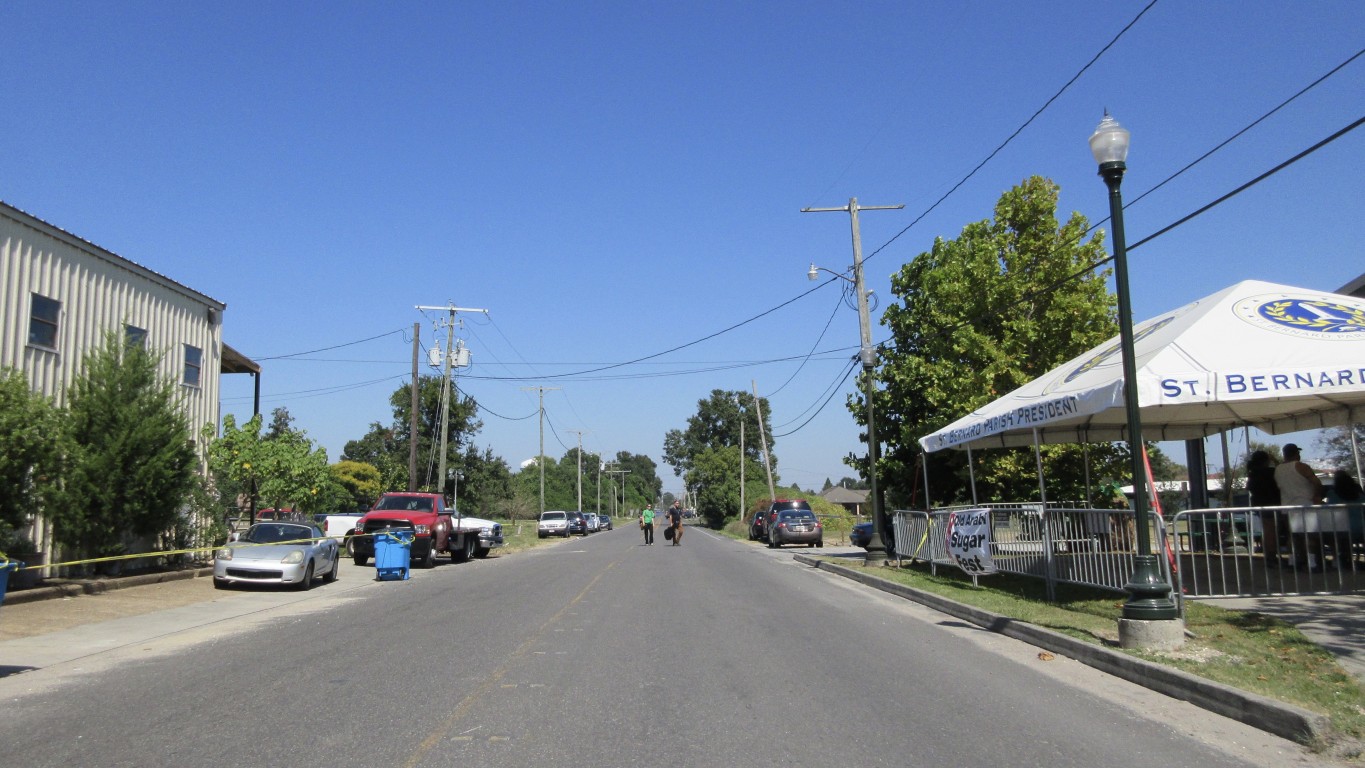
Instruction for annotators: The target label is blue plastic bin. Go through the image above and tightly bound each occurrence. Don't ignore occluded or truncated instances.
[374,530,413,581]
[0,559,22,608]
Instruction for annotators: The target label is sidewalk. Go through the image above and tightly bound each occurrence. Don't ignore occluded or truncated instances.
[1203,594,1365,683]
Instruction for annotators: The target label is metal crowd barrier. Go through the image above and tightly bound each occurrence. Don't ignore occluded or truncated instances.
[892,504,1164,601]
[1170,505,1365,598]
[892,503,1365,601]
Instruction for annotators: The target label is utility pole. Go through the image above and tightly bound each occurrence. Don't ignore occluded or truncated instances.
[408,322,420,491]
[607,468,631,516]
[735,393,746,522]
[569,430,585,512]
[521,386,561,514]
[596,459,602,515]
[802,197,903,566]
[417,303,486,499]
[751,380,776,502]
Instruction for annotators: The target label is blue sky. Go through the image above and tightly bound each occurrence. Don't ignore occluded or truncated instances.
[4,1,1362,497]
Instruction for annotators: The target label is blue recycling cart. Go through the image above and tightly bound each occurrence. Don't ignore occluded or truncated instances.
[0,557,22,608]
[373,530,413,581]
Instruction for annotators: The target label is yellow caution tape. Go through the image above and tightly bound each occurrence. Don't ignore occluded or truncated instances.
[0,531,382,573]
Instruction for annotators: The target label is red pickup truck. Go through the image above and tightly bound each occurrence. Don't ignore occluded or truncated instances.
[350,492,503,569]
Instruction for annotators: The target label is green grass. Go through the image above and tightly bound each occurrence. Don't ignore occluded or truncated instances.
[830,558,1365,744]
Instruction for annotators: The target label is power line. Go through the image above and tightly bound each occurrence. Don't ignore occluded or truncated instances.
[859,0,1160,267]
[873,113,1365,356]
[1128,114,1365,251]
[773,358,860,438]
[773,355,860,430]
[251,327,408,360]
[468,397,538,421]
[1126,47,1364,211]
[767,289,846,398]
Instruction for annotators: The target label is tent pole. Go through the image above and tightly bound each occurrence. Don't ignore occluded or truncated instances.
[1220,432,1233,507]
[921,452,932,511]
[1351,419,1362,484]
[1084,442,1093,508]
[967,446,978,505]
[1033,428,1047,504]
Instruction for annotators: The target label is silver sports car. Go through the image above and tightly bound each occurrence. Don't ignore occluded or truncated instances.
[214,522,340,590]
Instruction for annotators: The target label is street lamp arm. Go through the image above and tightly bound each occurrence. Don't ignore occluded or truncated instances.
[807,263,855,284]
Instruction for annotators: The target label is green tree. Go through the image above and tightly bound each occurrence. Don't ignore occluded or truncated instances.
[688,445,767,527]
[342,376,482,494]
[872,176,1125,507]
[663,389,774,481]
[331,460,382,511]
[610,451,663,511]
[0,369,63,553]
[49,333,197,564]
[206,413,333,516]
[342,423,409,492]
[456,445,513,516]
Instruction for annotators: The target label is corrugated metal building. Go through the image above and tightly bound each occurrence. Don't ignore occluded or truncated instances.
[1,200,255,573]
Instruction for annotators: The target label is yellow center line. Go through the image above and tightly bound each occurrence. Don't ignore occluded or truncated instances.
[402,559,619,767]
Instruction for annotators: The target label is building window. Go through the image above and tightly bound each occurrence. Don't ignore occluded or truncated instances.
[183,345,202,387]
[28,294,60,350]
[125,325,148,348]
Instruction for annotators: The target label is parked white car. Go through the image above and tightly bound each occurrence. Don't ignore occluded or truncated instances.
[538,510,570,538]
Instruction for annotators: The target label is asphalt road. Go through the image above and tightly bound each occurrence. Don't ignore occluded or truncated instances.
[0,528,1333,767]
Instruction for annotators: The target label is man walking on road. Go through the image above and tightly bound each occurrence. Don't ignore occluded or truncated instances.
[668,500,684,546]
[640,504,655,546]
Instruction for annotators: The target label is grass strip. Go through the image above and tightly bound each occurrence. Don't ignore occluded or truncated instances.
[840,557,1365,741]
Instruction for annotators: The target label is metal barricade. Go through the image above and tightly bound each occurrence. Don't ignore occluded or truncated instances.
[893,505,1166,599]
[1171,505,1365,598]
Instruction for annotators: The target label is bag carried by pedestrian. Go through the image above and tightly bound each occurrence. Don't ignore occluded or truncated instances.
[664,526,675,541]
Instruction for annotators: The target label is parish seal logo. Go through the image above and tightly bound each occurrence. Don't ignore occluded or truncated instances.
[1233,294,1365,339]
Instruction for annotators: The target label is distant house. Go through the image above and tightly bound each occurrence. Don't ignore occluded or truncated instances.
[0,200,258,571]
[820,485,870,517]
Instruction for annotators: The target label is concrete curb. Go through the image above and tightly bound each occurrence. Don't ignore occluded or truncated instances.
[2,567,215,606]
[794,553,1331,747]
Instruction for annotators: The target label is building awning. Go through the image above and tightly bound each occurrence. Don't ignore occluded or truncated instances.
[222,343,260,375]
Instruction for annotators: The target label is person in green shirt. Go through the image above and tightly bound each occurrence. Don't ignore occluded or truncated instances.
[640,504,655,546]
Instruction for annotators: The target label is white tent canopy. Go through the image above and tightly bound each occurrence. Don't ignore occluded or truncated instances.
[920,280,1365,453]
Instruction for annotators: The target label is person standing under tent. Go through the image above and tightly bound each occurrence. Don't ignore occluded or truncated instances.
[1275,443,1326,570]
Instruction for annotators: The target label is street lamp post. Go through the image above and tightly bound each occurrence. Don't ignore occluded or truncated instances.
[805,197,902,566]
[1089,113,1179,622]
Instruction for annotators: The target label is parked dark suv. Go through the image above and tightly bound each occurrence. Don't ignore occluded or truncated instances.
[750,499,812,541]
[567,511,588,535]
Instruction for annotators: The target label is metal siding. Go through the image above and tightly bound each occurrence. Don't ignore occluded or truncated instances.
[1,208,226,566]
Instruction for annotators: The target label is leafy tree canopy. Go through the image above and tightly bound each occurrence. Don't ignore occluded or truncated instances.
[205,412,335,516]
[331,460,382,511]
[663,389,774,480]
[342,375,482,494]
[869,176,1126,507]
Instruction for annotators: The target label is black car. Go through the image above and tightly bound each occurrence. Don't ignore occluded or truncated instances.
[567,511,588,535]
[750,499,812,541]
[597,513,613,531]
